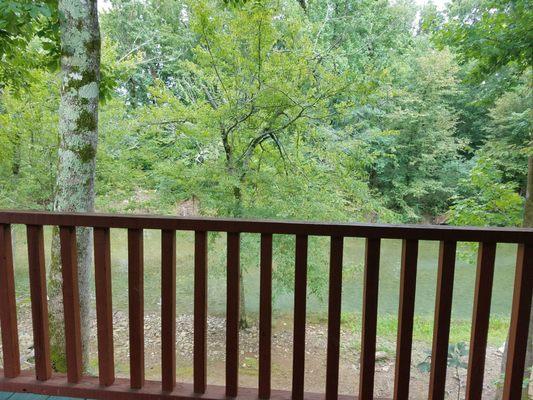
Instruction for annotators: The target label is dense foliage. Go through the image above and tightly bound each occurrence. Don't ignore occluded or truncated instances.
[2,0,530,228]
[0,0,58,89]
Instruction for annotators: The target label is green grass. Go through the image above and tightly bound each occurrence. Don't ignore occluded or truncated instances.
[339,312,509,345]
[240,357,259,376]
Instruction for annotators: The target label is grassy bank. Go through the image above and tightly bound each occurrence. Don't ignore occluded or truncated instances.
[338,312,509,346]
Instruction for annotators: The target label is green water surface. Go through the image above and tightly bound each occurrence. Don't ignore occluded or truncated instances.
[11,226,517,321]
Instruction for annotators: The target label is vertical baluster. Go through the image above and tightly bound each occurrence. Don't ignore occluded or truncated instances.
[502,243,533,399]
[94,227,115,386]
[292,234,308,400]
[0,224,20,378]
[259,233,273,399]
[325,236,344,398]
[128,228,144,389]
[359,237,381,400]
[428,240,456,400]
[194,231,208,394]
[161,229,176,392]
[59,226,83,383]
[465,242,496,400]
[27,225,52,381]
[226,232,240,397]
[393,239,419,400]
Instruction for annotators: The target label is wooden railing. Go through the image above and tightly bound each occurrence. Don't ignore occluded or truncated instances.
[0,210,531,400]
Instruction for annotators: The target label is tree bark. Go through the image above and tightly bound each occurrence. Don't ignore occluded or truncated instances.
[296,0,307,12]
[239,270,248,329]
[48,0,100,372]
[11,130,21,176]
[233,176,249,329]
[221,130,249,329]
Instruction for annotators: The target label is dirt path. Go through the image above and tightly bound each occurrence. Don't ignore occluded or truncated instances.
[8,309,504,399]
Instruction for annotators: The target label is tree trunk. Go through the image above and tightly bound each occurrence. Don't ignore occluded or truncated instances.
[233,182,249,329]
[12,130,21,176]
[495,155,533,399]
[48,0,100,372]
[222,130,249,330]
[239,270,248,329]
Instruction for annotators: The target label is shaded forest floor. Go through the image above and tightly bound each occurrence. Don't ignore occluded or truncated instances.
[10,308,505,399]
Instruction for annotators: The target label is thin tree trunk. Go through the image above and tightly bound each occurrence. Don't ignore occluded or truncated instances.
[48,0,100,372]
[239,271,248,329]
[12,130,21,176]
[233,183,249,329]
[222,130,249,330]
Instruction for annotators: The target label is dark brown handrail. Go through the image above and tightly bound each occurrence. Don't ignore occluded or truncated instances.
[0,210,532,400]
[0,209,532,242]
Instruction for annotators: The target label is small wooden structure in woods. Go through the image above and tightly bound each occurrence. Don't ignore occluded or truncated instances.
[0,210,531,400]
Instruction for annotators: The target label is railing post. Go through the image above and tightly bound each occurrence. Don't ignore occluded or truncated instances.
[0,223,20,378]
[428,240,457,400]
[128,228,145,389]
[59,226,83,383]
[226,232,241,397]
[465,242,496,400]
[94,227,115,386]
[27,225,52,381]
[359,237,381,400]
[502,243,533,399]
[194,231,208,394]
[161,229,176,392]
[259,233,273,399]
[292,234,308,400]
[325,236,344,399]
[393,239,418,400]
